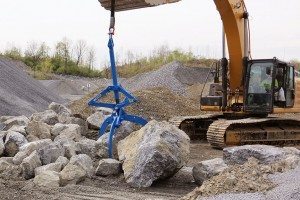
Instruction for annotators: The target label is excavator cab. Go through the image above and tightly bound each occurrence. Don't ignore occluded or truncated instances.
[244,58,295,114]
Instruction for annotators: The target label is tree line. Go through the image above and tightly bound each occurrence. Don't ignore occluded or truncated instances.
[0,38,102,78]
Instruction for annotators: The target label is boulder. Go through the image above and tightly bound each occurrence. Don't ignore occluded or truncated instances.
[95,158,122,176]
[26,120,51,140]
[55,156,69,168]
[13,139,52,165]
[117,120,190,188]
[26,135,39,142]
[69,154,94,178]
[37,142,65,165]
[76,138,97,159]
[21,150,42,180]
[0,157,13,173]
[49,102,71,116]
[0,133,4,156]
[65,117,88,137]
[0,158,22,179]
[223,145,299,165]
[193,158,228,185]
[8,125,26,136]
[4,131,28,156]
[55,139,78,159]
[54,124,82,142]
[51,123,68,139]
[2,116,29,131]
[86,112,106,130]
[95,122,135,159]
[35,162,62,176]
[30,110,58,125]
[34,171,60,188]
[60,163,86,186]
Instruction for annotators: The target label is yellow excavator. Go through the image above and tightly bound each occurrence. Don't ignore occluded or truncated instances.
[98,0,300,148]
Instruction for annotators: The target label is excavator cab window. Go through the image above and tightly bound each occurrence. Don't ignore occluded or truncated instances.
[245,61,274,114]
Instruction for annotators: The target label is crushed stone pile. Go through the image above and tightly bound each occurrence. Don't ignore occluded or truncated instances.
[69,87,202,121]
[183,145,300,200]
[122,61,212,95]
[0,58,65,116]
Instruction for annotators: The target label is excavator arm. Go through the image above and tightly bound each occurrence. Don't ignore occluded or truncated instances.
[99,0,247,92]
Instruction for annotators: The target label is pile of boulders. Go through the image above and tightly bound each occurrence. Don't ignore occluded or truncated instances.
[0,103,190,188]
[183,145,300,200]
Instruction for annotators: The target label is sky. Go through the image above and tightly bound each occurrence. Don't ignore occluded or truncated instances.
[0,0,299,69]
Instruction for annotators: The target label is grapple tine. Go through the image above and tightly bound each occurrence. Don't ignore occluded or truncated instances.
[99,0,181,12]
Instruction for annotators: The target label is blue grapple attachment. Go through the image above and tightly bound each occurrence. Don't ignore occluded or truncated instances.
[89,0,181,158]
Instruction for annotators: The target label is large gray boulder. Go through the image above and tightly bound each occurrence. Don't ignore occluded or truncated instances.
[21,150,42,180]
[86,112,106,130]
[34,162,63,176]
[37,142,65,165]
[13,139,52,165]
[69,154,94,178]
[53,124,82,142]
[193,158,228,185]
[117,120,190,188]
[76,138,97,159]
[49,102,71,116]
[95,158,122,176]
[30,110,58,125]
[60,163,86,186]
[26,120,51,140]
[223,145,300,165]
[4,131,28,156]
[34,171,60,188]
[2,116,29,131]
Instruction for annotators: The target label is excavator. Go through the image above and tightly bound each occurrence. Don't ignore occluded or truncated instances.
[97,0,300,149]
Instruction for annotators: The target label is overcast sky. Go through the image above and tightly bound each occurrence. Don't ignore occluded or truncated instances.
[0,0,299,68]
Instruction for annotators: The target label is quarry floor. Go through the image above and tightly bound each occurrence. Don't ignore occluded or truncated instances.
[0,141,221,200]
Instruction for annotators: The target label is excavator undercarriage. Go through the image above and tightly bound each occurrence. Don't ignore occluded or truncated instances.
[170,115,300,148]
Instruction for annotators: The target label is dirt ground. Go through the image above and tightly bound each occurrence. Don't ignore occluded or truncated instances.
[0,141,222,200]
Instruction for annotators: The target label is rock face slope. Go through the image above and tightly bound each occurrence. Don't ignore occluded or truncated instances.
[0,58,64,116]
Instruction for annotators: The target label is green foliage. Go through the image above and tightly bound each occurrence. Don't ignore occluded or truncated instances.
[0,39,102,79]
[115,48,217,78]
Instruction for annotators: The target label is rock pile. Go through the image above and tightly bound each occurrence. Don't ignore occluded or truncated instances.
[184,145,300,200]
[0,104,189,189]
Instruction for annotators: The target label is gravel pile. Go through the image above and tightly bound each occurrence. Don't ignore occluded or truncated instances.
[0,58,64,116]
[122,61,211,95]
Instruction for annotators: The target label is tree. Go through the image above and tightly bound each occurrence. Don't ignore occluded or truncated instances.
[4,44,22,60]
[55,37,72,69]
[86,46,96,70]
[74,40,87,66]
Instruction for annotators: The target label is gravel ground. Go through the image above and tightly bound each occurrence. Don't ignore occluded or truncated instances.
[0,58,64,116]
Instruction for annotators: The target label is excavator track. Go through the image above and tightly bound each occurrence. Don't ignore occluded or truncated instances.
[169,114,223,140]
[207,118,300,148]
[170,115,300,148]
